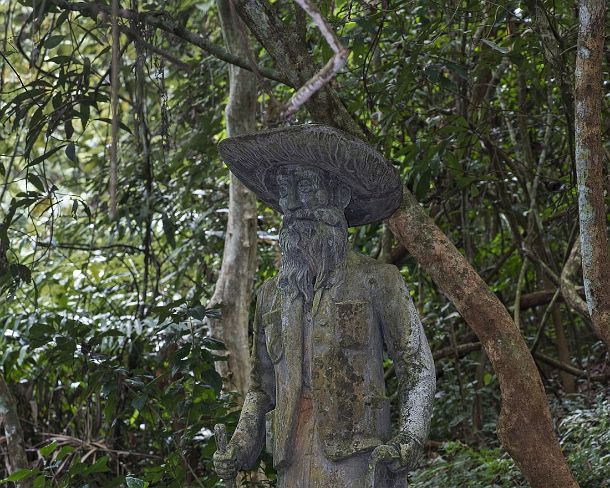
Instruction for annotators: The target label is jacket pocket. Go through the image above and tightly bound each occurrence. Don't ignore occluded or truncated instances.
[262,309,283,363]
[335,300,370,349]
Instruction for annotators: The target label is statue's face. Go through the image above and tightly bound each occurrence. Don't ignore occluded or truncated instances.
[276,166,351,301]
[277,167,330,216]
[276,166,351,217]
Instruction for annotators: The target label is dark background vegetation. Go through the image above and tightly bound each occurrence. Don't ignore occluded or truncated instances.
[1,0,609,486]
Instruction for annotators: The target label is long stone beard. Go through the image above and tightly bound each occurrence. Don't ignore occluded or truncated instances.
[278,207,348,304]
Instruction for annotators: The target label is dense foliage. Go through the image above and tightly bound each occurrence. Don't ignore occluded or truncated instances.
[1,0,609,486]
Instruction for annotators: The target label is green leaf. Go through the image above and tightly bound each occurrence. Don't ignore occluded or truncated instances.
[81,200,92,219]
[132,394,148,411]
[55,10,70,28]
[27,173,45,192]
[95,118,132,134]
[56,445,75,461]
[48,55,73,64]
[40,440,58,457]
[88,455,110,474]
[126,476,149,488]
[28,145,64,167]
[64,119,74,139]
[82,57,91,89]
[187,304,213,321]
[202,336,226,351]
[65,142,76,162]
[33,474,46,488]
[45,35,64,49]
[9,87,46,106]
[162,213,176,249]
[481,38,509,54]
[80,102,90,127]
[3,469,34,482]
[10,263,32,283]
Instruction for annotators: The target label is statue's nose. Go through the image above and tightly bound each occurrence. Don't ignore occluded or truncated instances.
[286,187,300,210]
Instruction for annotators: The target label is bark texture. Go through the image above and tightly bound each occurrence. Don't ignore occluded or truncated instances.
[208,0,258,396]
[0,374,31,488]
[232,1,579,485]
[575,0,610,353]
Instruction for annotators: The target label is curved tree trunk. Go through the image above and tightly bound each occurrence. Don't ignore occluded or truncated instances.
[575,0,610,353]
[232,0,578,485]
[207,0,258,397]
[387,192,578,487]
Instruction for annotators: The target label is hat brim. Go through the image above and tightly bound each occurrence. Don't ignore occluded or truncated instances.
[218,124,402,226]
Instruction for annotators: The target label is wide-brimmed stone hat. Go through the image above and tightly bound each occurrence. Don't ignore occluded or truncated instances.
[218,124,402,226]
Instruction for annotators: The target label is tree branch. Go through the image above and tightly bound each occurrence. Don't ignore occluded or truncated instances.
[46,0,290,86]
[36,241,144,253]
[534,352,609,382]
[283,0,349,117]
[425,342,609,382]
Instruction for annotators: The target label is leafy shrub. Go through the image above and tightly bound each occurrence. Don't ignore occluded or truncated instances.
[1,305,238,487]
[560,395,610,488]
[411,392,610,488]
[410,442,526,488]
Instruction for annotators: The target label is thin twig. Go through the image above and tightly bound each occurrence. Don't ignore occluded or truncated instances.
[530,288,561,353]
[119,25,192,70]
[513,259,528,328]
[109,0,119,219]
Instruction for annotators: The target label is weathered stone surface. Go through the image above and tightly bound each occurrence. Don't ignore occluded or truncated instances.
[213,125,435,487]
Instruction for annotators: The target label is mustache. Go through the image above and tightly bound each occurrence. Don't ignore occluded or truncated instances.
[282,207,347,228]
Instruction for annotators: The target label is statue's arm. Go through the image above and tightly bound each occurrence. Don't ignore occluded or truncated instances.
[228,284,276,470]
[378,266,435,466]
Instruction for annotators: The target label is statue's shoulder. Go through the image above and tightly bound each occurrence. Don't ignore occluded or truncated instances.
[258,275,278,293]
[256,276,280,308]
[346,250,402,281]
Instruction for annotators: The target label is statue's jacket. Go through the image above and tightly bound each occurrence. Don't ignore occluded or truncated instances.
[234,251,435,471]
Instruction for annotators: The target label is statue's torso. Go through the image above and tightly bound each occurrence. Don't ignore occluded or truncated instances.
[260,252,410,487]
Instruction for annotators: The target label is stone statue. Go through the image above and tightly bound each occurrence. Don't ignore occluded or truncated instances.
[213,125,435,488]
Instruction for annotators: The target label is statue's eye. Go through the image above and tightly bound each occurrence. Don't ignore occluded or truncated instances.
[298,180,313,193]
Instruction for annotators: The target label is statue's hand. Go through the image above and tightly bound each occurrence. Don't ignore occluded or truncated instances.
[370,434,424,473]
[213,443,239,481]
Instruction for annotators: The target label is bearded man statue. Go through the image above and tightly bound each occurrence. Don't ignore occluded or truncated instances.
[213,125,435,488]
